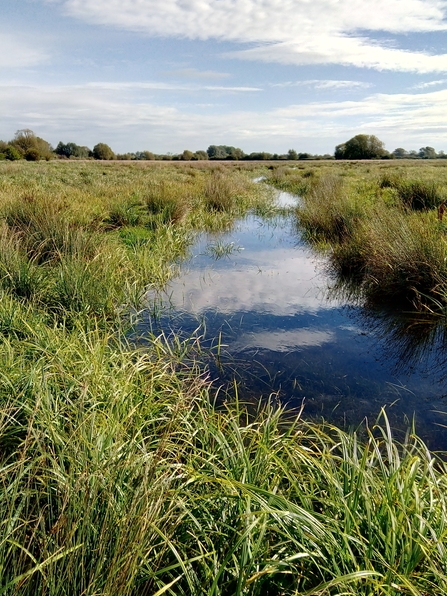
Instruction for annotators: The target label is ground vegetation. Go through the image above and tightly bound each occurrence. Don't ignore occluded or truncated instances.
[0,160,446,594]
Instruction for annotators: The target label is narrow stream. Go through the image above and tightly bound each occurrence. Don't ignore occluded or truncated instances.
[139,189,447,449]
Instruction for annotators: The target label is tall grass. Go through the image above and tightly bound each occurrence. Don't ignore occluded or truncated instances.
[0,160,447,594]
[1,349,446,596]
[285,164,447,309]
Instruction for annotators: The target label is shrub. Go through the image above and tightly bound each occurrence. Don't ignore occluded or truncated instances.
[93,143,115,160]
[24,148,40,161]
[4,146,21,161]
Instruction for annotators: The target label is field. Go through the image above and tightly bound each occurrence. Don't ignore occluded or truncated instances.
[1,159,447,595]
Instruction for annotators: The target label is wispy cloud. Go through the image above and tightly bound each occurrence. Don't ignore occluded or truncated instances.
[411,79,447,89]
[273,80,373,90]
[84,81,260,92]
[0,32,48,68]
[162,68,230,80]
[59,0,447,73]
[1,82,446,153]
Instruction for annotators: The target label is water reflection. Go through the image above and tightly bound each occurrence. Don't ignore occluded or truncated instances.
[140,190,447,449]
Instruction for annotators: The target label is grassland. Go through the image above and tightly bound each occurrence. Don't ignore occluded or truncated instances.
[1,159,447,595]
[267,160,447,311]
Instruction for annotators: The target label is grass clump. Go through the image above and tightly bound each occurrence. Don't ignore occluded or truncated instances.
[379,173,444,211]
[297,174,366,244]
[145,180,192,226]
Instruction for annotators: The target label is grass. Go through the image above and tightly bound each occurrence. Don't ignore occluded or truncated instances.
[0,160,447,594]
[267,161,447,310]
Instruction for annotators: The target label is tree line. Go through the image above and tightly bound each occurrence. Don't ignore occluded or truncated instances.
[1,130,446,162]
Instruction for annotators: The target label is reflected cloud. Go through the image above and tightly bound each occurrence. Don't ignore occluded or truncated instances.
[160,243,338,318]
[234,328,335,352]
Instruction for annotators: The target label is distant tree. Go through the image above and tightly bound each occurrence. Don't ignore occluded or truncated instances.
[4,146,22,161]
[298,152,311,160]
[207,145,226,159]
[24,148,40,161]
[418,146,437,159]
[54,141,91,159]
[195,150,208,160]
[181,150,194,161]
[246,152,273,160]
[438,150,447,159]
[11,129,37,155]
[287,149,298,160]
[335,134,388,160]
[392,148,408,159]
[227,147,244,160]
[141,150,155,160]
[207,145,244,160]
[92,143,115,160]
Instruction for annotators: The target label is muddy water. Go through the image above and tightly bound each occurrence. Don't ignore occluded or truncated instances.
[140,190,447,449]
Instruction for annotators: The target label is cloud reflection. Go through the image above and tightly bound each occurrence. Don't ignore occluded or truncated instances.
[160,242,340,318]
[234,329,335,352]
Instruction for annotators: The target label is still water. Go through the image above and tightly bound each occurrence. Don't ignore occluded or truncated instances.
[140,189,447,450]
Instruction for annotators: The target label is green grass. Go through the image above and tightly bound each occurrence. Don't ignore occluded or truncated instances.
[0,160,446,594]
[267,161,447,310]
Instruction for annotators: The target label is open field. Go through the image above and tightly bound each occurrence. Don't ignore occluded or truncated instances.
[1,160,447,595]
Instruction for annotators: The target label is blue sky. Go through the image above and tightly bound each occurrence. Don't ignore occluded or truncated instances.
[1,0,447,154]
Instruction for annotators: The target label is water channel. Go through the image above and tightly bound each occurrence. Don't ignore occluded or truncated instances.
[139,188,447,450]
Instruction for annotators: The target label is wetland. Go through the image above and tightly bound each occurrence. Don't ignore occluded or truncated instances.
[2,159,447,595]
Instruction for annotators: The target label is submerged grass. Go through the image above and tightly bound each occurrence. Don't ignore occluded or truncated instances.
[0,160,447,594]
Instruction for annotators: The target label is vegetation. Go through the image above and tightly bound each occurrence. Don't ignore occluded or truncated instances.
[267,160,447,310]
[3,126,447,163]
[335,134,389,160]
[0,160,445,594]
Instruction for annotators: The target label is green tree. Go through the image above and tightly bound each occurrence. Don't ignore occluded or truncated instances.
[335,134,388,160]
[418,146,437,159]
[181,149,194,161]
[392,148,408,159]
[92,143,115,160]
[55,141,89,158]
[287,149,298,160]
[24,148,40,161]
[195,150,208,160]
[11,129,37,155]
[207,145,227,159]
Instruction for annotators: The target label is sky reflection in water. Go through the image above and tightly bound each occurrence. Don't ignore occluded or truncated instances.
[141,191,447,450]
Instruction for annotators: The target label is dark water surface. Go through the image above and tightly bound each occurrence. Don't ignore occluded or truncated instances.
[140,190,447,449]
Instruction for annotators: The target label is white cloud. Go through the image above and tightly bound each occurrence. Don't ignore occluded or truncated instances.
[163,68,230,80]
[1,82,446,152]
[58,0,447,72]
[84,81,261,92]
[0,33,48,68]
[273,80,373,90]
[411,79,447,88]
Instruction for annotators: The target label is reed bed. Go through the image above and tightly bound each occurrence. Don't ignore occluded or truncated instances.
[0,160,446,594]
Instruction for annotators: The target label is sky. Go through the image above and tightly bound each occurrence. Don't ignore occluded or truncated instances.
[1,0,447,155]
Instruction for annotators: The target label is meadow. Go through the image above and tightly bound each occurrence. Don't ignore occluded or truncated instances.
[1,159,447,596]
